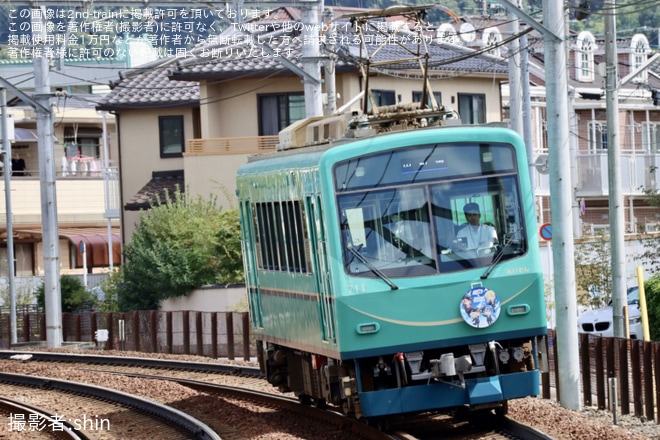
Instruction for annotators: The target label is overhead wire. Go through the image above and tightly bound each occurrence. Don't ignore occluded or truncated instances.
[1,3,653,112]
[577,0,660,18]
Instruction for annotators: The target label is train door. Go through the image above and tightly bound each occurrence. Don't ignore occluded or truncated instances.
[306,195,337,343]
[241,201,263,328]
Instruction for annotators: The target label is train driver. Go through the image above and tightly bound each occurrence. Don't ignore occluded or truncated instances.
[455,203,498,251]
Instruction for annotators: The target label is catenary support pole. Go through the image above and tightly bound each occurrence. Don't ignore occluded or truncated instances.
[301,2,324,118]
[1,89,17,344]
[520,22,534,195]
[604,0,627,338]
[543,0,581,410]
[489,0,582,411]
[33,6,62,348]
[507,3,523,135]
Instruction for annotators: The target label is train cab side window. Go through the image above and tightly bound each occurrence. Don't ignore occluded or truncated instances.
[252,201,309,273]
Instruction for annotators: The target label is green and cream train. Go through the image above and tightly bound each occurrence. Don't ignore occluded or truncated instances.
[236,114,547,421]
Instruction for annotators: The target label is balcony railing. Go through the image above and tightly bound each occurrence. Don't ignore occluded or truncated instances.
[533,151,660,196]
[0,164,120,225]
[186,136,279,155]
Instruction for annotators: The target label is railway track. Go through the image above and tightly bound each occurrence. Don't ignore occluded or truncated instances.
[388,410,554,440]
[0,373,219,439]
[0,351,391,439]
[0,396,90,440]
[0,350,554,439]
[0,350,260,376]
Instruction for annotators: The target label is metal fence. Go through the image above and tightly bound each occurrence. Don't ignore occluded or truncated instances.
[543,329,659,423]
[0,310,252,361]
[1,315,657,423]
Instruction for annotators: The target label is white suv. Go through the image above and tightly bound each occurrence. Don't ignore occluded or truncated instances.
[577,287,643,339]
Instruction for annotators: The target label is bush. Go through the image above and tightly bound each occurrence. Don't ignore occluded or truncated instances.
[644,275,660,341]
[35,275,97,313]
[117,190,244,312]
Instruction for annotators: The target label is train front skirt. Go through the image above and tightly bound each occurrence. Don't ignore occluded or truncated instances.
[357,370,539,417]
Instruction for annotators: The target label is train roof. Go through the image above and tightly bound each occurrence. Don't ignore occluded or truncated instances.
[238,119,520,177]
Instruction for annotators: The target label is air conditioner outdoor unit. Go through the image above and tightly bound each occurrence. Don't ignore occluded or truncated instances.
[592,224,610,235]
[645,222,660,233]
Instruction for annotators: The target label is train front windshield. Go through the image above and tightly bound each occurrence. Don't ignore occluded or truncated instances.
[334,142,528,278]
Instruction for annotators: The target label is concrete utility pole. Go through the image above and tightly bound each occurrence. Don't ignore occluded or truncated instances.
[32,6,62,348]
[1,89,17,344]
[227,0,325,118]
[520,21,535,193]
[507,4,523,135]
[499,0,581,410]
[542,0,581,412]
[301,2,324,118]
[323,8,337,116]
[604,0,627,338]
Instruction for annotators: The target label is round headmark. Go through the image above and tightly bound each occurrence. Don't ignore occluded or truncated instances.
[460,286,500,328]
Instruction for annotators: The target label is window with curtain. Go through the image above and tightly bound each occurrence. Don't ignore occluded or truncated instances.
[412,91,442,107]
[64,126,102,159]
[642,122,660,153]
[576,31,595,82]
[587,121,607,151]
[258,93,305,136]
[159,115,185,158]
[458,93,486,124]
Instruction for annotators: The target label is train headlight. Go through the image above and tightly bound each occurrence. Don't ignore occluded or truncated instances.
[498,349,510,364]
[512,347,525,362]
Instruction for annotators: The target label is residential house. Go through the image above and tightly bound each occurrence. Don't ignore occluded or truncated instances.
[97,6,511,244]
[520,29,660,237]
[458,12,660,239]
[0,58,123,278]
[0,36,167,279]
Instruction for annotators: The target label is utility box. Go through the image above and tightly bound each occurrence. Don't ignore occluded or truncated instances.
[95,329,109,344]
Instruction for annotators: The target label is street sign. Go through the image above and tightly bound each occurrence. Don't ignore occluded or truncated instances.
[540,223,552,241]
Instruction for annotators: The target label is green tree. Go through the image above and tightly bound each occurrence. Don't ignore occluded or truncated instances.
[95,269,122,313]
[574,231,612,309]
[0,281,35,309]
[117,190,244,312]
[36,275,96,313]
[643,275,660,341]
[637,188,660,275]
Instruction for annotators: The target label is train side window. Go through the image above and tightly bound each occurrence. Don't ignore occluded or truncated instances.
[252,201,309,273]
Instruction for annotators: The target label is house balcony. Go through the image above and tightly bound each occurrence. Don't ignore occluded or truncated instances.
[533,151,660,197]
[0,170,120,226]
[186,135,279,156]
[185,136,660,197]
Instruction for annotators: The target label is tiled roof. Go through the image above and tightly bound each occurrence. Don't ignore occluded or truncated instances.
[98,8,510,109]
[168,24,508,81]
[97,58,199,110]
[124,170,185,211]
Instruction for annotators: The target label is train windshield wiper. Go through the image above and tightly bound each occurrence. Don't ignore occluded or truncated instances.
[480,229,522,280]
[347,245,399,290]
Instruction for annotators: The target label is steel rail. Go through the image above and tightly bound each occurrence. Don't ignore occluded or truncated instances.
[498,416,555,440]
[0,372,221,440]
[0,350,261,376]
[0,397,90,440]
[79,369,395,440]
